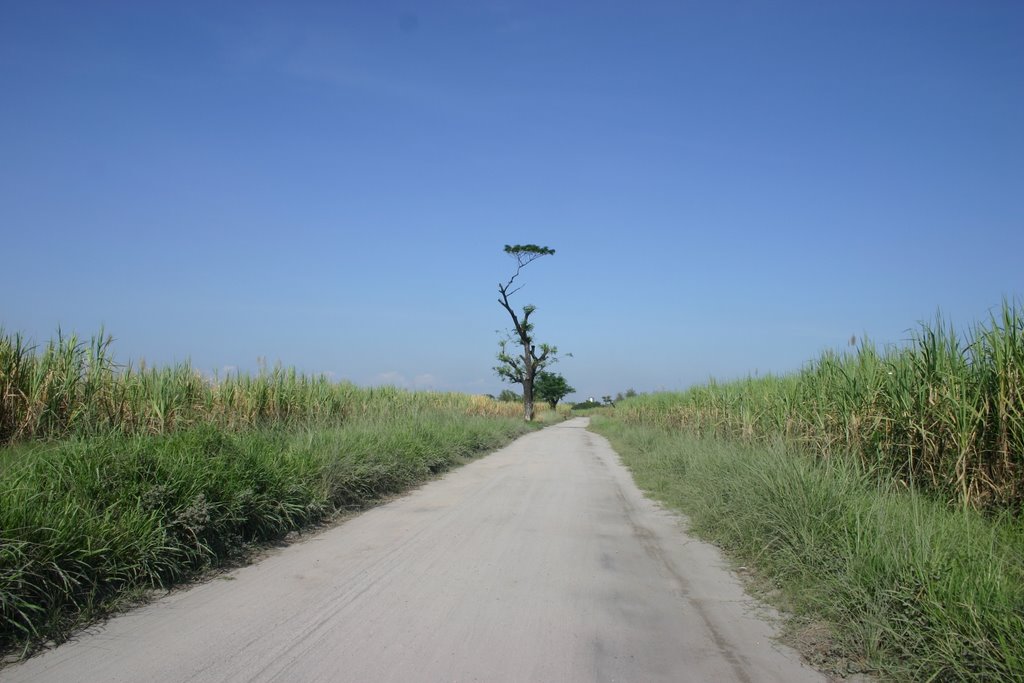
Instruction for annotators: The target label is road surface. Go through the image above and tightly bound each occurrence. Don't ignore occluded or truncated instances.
[4,418,823,682]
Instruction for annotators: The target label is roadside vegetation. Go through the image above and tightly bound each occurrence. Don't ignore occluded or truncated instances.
[618,302,1023,510]
[0,329,525,444]
[592,301,1024,680]
[0,329,541,656]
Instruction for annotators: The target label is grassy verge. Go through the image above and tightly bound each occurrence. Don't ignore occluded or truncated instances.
[591,417,1024,680]
[617,301,1024,510]
[1,412,535,656]
[0,326,561,655]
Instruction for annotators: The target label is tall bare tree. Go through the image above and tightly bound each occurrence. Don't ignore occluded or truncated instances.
[494,244,560,421]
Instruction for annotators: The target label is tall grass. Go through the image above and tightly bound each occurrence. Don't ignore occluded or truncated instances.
[0,328,522,444]
[0,329,537,656]
[617,301,1024,510]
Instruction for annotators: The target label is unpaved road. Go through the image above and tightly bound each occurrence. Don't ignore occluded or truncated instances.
[4,418,823,682]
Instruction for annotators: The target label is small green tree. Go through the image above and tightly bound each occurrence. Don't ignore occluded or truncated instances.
[494,244,562,421]
[497,389,521,403]
[571,398,602,410]
[534,372,575,410]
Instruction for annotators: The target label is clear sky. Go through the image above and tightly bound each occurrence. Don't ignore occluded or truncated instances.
[3,1,1022,400]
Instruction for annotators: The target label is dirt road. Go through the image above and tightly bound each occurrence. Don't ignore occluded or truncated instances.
[4,418,822,682]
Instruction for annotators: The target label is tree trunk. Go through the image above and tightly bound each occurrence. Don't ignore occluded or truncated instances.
[523,376,535,421]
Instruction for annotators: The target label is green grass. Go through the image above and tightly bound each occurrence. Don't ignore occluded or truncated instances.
[592,415,1024,680]
[0,327,550,656]
[595,302,1024,678]
[1,412,534,655]
[0,328,528,444]
[617,301,1024,510]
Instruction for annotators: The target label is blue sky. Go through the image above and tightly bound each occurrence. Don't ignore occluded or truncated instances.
[2,1,1022,400]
